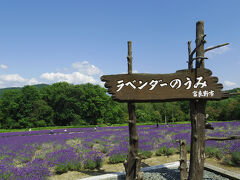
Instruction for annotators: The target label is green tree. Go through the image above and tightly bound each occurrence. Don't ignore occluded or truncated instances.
[30,100,54,127]
[17,86,41,128]
[0,89,22,128]
[135,109,151,122]
[151,110,162,123]
[77,83,123,125]
[41,82,124,126]
[41,82,80,126]
[232,94,240,120]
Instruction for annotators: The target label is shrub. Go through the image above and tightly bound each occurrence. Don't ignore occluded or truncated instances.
[82,150,104,170]
[83,157,102,170]
[215,150,223,160]
[83,159,97,170]
[156,146,177,156]
[55,164,68,174]
[0,169,14,180]
[108,154,127,164]
[231,151,240,166]
[68,161,82,171]
[55,161,82,174]
[95,156,103,169]
[140,150,153,159]
[156,146,167,156]
[205,147,223,160]
[100,146,108,154]
[205,147,216,158]
[223,156,234,166]
[166,147,176,156]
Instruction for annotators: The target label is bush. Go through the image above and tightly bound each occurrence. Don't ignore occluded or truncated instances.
[231,151,240,166]
[0,170,14,180]
[95,157,103,169]
[83,159,97,170]
[67,161,82,171]
[55,164,68,174]
[140,150,153,159]
[223,156,234,166]
[215,150,223,160]
[205,147,216,158]
[82,151,104,170]
[55,161,82,174]
[166,147,176,156]
[108,154,127,164]
[156,146,177,156]
[156,146,167,156]
[83,156,103,170]
[205,147,223,160]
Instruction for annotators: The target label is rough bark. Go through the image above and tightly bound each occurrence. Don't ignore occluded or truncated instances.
[188,21,206,180]
[124,41,142,180]
[177,140,187,180]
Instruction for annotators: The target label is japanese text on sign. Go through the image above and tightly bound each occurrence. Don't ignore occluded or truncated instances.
[116,76,213,97]
[101,69,227,102]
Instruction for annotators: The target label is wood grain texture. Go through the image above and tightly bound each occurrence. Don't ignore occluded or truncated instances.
[101,68,229,102]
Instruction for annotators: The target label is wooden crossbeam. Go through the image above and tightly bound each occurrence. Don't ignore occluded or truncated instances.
[204,43,229,53]
[206,136,240,141]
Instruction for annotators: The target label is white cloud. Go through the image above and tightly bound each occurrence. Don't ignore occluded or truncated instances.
[0,61,102,88]
[0,74,40,88]
[40,61,102,85]
[0,74,25,82]
[224,80,237,88]
[40,72,98,84]
[28,78,39,85]
[72,61,101,76]
[205,46,230,57]
[0,64,8,69]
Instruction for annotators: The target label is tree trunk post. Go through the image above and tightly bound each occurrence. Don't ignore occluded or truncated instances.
[124,41,142,180]
[178,140,187,180]
[188,21,206,180]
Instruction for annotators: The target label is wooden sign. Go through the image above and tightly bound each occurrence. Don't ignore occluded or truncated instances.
[101,68,229,102]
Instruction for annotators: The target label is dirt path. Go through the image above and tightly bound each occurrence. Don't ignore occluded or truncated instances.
[49,155,240,180]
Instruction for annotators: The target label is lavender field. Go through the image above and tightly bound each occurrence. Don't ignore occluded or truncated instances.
[0,121,240,179]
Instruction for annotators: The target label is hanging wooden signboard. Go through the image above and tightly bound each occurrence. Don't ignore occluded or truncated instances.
[101,68,229,102]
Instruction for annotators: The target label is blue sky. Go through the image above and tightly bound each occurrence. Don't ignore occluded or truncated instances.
[0,0,239,89]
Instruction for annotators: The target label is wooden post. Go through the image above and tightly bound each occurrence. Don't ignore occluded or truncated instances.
[177,140,187,180]
[188,41,192,70]
[124,41,142,180]
[188,21,206,180]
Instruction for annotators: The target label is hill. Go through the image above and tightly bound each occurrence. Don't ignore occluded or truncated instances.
[226,88,240,93]
[0,84,49,97]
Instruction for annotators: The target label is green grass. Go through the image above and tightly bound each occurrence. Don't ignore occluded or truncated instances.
[0,125,100,133]
[1,120,238,133]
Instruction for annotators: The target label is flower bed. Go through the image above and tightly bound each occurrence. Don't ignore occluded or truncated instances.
[0,121,239,179]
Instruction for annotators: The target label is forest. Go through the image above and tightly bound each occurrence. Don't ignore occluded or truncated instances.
[0,82,239,129]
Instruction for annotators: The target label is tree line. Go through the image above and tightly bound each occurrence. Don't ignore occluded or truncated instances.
[0,82,239,129]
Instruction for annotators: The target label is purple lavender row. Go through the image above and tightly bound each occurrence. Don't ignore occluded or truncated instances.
[0,121,239,179]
